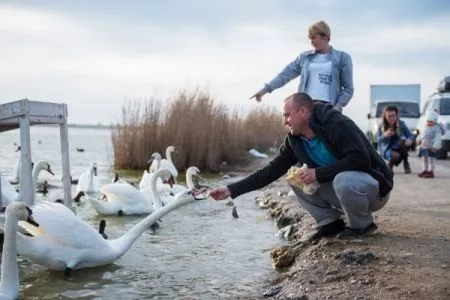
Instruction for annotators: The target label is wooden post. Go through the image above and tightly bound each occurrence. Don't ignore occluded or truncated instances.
[0,171,3,209]
[19,114,34,205]
[60,104,72,208]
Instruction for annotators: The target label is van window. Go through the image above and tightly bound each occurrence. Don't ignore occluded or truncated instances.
[376,102,420,118]
[440,98,450,115]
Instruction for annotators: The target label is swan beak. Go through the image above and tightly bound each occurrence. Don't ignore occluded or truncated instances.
[74,191,85,203]
[47,166,55,176]
[26,215,40,227]
[168,176,175,188]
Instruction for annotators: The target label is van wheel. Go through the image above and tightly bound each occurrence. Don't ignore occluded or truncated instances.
[437,148,448,160]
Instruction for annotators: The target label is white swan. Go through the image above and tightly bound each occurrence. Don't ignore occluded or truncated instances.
[170,166,200,195]
[17,190,204,272]
[139,153,164,190]
[76,161,100,198]
[149,146,178,180]
[0,161,54,206]
[0,202,39,300]
[88,168,173,215]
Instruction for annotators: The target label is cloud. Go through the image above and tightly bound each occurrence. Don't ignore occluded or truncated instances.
[0,2,449,128]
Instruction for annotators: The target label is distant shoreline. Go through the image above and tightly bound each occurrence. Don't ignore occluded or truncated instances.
[67,124,112,129]
[34,123,113,129]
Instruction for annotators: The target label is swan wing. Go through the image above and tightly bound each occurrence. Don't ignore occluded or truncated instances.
[101,183,147,205]
[11,157,20,183]
[28,201,108,249]
[85,176,101,193]
[76,171,89,192]
[0,176,18,205]
[138,171,151,190]
[171,184,188,195]
[160,159,178,177]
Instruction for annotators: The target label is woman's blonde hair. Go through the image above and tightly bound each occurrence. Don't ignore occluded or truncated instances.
[308,21,331,41]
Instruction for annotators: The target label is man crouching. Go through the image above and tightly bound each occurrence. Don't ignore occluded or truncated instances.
[209,92,393,240]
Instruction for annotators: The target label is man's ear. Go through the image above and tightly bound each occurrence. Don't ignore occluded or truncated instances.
[299,106,308,115]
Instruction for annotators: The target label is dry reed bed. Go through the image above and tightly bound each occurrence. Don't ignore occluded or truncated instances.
[112,90,286,172]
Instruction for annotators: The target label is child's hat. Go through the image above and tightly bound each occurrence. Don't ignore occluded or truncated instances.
[426,111,438,122]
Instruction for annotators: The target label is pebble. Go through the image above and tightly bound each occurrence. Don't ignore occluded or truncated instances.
[339,250,376,265]
[286,294,308,300]
[231,207,239,219]
[275,214,294,229]
[263,285,282,297]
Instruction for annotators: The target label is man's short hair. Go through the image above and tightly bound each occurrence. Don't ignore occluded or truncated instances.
[285,93,314,111]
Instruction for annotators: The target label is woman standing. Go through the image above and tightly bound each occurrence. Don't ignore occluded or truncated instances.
[250,20,353,111]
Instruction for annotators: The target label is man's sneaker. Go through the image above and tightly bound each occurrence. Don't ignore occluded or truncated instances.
[337,223,378,239]
[310,219,346,241]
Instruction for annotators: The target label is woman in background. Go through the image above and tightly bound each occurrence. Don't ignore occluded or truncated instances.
[377,105,415,173]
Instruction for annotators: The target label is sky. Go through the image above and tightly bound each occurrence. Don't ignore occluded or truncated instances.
[1,0,449,130]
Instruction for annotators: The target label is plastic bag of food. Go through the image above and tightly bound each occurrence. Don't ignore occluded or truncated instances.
[285,163,320,195]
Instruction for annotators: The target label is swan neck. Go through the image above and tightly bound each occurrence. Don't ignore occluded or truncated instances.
[166,149,173,163]
[149,173,162,209]
[149,158,160,173]
[112,196,191,255]
[186,170,195,189]
[31,164,41,190]
[88,167,95,188]
[0,213,20,298]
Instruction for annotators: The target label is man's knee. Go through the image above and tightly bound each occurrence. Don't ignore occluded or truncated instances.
[333,172,375,200]
[333,172,354,198]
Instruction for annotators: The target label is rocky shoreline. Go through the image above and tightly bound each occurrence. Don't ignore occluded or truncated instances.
[232,155,450,300]
[254,180,382,300]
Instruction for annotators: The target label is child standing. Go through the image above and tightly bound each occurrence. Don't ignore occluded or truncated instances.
[417,111,442,178]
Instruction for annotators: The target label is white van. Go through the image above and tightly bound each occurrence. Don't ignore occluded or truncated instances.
[416,77,450,159]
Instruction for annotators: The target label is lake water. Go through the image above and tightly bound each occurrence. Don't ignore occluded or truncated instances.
[0,126,279,299]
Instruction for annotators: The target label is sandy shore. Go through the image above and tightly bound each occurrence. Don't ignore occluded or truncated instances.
[236,154,450,300]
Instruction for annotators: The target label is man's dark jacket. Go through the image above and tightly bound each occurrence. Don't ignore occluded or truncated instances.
[228,104,394,199]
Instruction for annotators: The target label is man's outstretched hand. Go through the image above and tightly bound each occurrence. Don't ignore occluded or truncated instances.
[207,186,231,201]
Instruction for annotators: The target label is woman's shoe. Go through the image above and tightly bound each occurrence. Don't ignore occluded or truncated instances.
[418,171,428,177]
[423,171,435,178]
